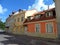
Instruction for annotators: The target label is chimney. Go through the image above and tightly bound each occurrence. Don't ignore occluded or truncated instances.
[12,11,15,14]
[18,9,23,12]
[9,15,12,17]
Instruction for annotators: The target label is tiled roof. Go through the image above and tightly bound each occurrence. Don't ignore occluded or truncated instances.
[24,8,56,23]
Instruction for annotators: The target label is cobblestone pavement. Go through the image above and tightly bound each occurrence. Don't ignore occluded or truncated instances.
[0,33,60,45]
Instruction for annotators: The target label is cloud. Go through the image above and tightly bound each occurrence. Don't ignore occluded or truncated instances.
[0,4,8,14]
[28,0,55,11]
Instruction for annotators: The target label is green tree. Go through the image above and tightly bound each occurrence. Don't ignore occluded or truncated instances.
[0,20,5,30]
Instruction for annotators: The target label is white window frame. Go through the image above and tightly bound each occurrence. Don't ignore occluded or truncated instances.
[35,23,40,32]
[35,15,40,19]
[49,11,53,16]
[21,16,24,22]
[24,26,28,33]
[46,11,53,17]
[46,22,54,33]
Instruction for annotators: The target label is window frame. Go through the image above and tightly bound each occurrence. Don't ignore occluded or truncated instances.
[17,18,20,22]
[35,15,41,19]
[24,26,28,32]
[46,11,53,17]
[35,23,40,32]
[21,16,24,22]
[46,22,54,33]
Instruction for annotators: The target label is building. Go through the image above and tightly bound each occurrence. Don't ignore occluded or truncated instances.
[12,10,26,34]
[25,9,37,18]
[5,9,26,34]
[6,8,59,39]
[24,8,57,39]
[53,0,60,38]
[5,14,14,33]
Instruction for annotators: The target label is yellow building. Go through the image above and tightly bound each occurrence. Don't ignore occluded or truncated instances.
[5,9,26,35]
[5,9,38,35]
[12,10,26,34]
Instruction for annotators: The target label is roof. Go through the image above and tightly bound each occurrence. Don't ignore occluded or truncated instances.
[24,8,56,23]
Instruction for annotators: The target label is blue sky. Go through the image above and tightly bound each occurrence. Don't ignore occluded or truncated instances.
[0,0,55,22]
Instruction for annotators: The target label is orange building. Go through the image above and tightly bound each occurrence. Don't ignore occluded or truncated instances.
[24,8,57,39]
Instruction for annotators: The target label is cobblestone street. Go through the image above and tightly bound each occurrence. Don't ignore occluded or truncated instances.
[0,33,60,45]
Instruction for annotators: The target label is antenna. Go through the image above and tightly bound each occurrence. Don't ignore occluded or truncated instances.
[48,5,49,10]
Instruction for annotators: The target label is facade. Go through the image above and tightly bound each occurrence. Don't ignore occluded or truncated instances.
[54,0,60,38]
[5,14,14,33]
[6,8,59,39]
[5,0,60,39]
[24,8,57,39]
[12,10,26,34]
[5,9,26,34]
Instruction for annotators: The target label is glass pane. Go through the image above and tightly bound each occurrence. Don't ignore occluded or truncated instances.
[35,24,40,32]
[46,23,53,33]
[21,17,24,22]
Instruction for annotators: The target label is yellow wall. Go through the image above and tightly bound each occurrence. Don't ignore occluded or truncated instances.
[11,11,25,34]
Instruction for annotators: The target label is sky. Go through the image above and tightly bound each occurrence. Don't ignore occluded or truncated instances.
[0,0,55,22]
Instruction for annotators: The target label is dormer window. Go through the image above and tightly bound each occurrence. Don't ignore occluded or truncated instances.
[53,10,56,15]
[35,14,41,19]
[27,16,34,21]
[49,11,53,16]
[30,16,34,20]
[46,11,53,17]
[52,10,56,18]
[27,16,31,21]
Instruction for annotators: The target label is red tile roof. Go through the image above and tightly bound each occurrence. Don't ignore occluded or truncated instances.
[24,8,56,23]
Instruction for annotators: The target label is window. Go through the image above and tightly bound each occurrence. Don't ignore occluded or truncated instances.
[21,17,24,22]
[35,15,40,19]
[49,11,53,16]
[25,26,28,32]
[30,17,34,20]
[46,23,53,33]
[18,18,20,22]
[15,19,16,22]
[35,24,40,32]
[53,10,56,18]
[53,10,56,15]
[27,16,33,20]
[27,16,31,20]
[46,11,53,17]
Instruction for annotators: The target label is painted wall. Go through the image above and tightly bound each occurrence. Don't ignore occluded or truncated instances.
[12,11,25,34]
[26,20,57,38]
[5,11,26,35]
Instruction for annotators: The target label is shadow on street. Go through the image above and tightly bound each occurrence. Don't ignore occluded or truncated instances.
[0,33,60,45]
[0,33,48,45]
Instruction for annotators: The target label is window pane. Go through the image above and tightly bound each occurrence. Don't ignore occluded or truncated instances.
[25,26,27,31]
[35,15,40,19]
[35,24,40,32]
[21,17,24,22]
[49,12,53,16]
[46,23,53,33]
[18,18,20,22]
[46,12,53,17]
